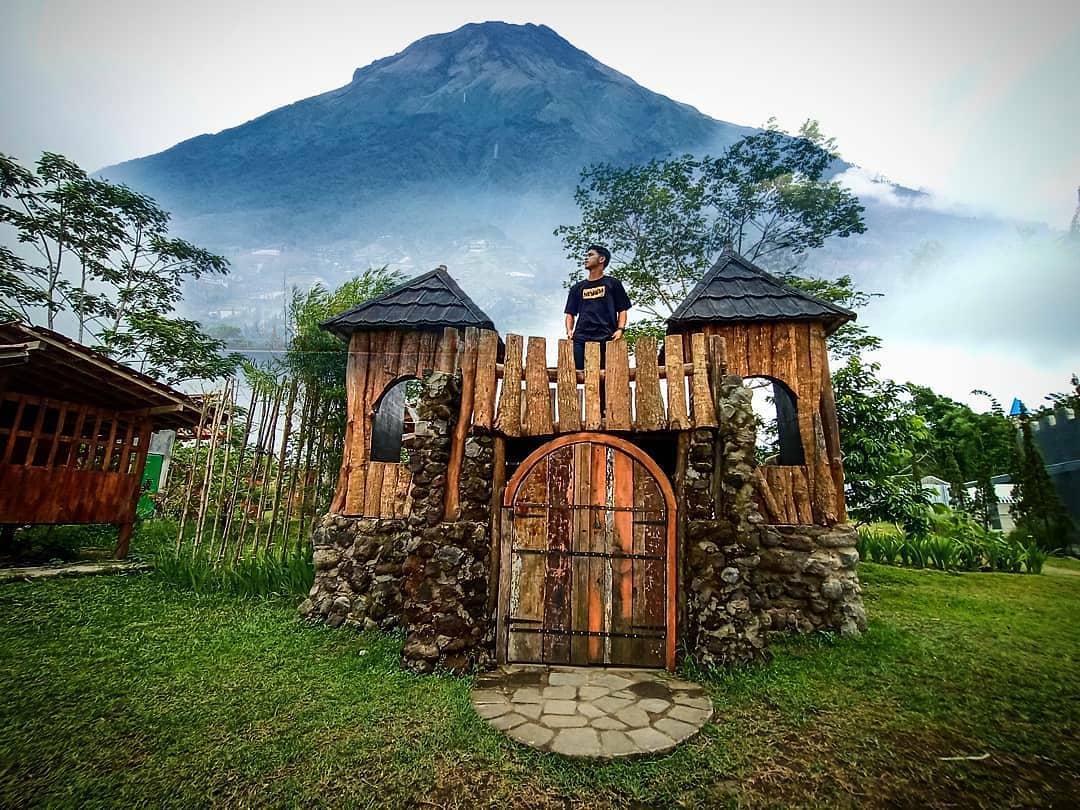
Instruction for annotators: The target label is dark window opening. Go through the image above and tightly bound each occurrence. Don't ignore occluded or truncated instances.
[748,376,805,466]
[370,377,419,463]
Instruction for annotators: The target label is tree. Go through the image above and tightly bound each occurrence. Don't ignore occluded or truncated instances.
[555,120,868,350]
[0,151,235,384]
[1011,408,1075,550]
[832,355,931,533]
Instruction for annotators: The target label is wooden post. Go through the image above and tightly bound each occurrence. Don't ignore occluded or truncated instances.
[633,335,665,431]
[495,334,523,437]
[690,333,716,427]
[664,335,690,430]
[584,342,602,430]
[472,329,499,430]
[434,326,459,373]
[209,381,237,559]
[487,436,507,618]
[267,379,298,552]
[605,339,632,430]
[556,339,580,433]
[446,327,480,521]
[220,385,257,559]
[177,396,210,553]
[523,336,553,436]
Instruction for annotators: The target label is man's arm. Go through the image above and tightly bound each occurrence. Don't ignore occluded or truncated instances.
[613,309,627,338]
[565,313,576,339]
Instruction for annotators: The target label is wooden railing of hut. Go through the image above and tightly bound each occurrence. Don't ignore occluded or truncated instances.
[334,326,845,527]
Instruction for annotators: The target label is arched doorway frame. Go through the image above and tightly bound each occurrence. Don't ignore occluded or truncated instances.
[498,432,678,670]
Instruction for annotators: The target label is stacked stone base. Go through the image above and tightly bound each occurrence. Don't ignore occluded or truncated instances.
[758,524,867,636]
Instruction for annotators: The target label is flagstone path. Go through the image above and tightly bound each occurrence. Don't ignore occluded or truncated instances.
[471,665,713,759]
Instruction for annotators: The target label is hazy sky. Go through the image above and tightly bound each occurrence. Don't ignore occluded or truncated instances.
[2,0,1078,406]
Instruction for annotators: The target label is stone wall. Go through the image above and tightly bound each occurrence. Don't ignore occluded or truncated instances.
[300,516,409,630]
[758,524,867,636]
[683,375,770,666]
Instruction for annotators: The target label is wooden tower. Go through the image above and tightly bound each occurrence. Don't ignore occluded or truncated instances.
[667,248,854,525]
[320,268,497,517]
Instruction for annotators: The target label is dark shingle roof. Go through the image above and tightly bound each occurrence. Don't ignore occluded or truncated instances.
[320,267,497,339]
[667,248,856,335]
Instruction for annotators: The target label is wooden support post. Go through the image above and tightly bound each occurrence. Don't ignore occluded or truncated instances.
[633,335,665,431]
[472,329,500,430]
[584,341,602,430]
[487,436,506,618]
[691,333,716,427]
[605,338,632,430]
[446,326,480,521]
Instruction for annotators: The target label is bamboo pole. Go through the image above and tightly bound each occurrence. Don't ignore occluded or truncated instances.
[267,379,298,556]
[219,384,257,561]
[279,384,309,555]
[192,387,227,557]
[175,395,210,553]
[296,388,320,551]
[208,380,236,559]
[233,385,269,562]
[252,385,283,555]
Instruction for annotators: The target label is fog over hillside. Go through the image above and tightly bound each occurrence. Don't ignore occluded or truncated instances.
[100,22,1077,404]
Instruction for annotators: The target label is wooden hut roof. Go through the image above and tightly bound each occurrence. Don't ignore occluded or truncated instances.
[321,267,497,339]
[667,248,856,335]
[0,321,202,428]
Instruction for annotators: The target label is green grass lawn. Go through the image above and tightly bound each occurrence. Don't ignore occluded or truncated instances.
[1,565,1077,809]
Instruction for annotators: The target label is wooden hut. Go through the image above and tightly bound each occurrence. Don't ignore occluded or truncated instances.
[667,248,855,525]
[0,322,202,557]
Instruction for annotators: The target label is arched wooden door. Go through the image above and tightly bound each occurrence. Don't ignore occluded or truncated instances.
[497,433,677,670]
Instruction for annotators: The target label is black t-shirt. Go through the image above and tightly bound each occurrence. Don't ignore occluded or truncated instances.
[564,275,632,342]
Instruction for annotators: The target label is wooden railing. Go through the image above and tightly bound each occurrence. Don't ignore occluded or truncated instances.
[458,328,728,438]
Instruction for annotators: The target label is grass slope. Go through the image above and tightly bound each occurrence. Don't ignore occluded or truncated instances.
[0,564,1077,808]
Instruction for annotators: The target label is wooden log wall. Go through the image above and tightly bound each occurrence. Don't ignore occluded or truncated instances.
[678,321,846,525]
[334,326,461,518]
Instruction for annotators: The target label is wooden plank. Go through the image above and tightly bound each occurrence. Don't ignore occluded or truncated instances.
[773,322,797,395]
[556,339,580,433]
[819,362,847,523]
[2,396,27,464]
[363,460,385,518]
[633,335,665,431]
[509,458,547,663]
[445,326,480,520]
[472,329,500,430]
[487,436,507,618]
[45,404,68,468]
[380,462,399,518]
[496,506,513,664]
[605,339,632,430]
[811,413,839,525]
[754,468,784,523]
[609,448,635,664]
[690,333,716,427]
[495,333,523,437]
[569,442,591,664]
[635,459,667,668]
[523,336,553,436]
[543,445,573,664]
[795,323,816,466]
[344,332,371,514]
[417,330,439,376]
[664,335,690,430]
[783,468,799,524]
[398,330,420,382]
[588,442,608,664]
[23,398,49,467]
[584,342,602,431]
[434,326,459,373]
[792,465,814,524]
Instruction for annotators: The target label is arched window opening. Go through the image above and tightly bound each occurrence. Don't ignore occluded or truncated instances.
[370,377,422,463]
[747,376,805,466]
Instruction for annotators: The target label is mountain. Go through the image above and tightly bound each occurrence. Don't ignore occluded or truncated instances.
[99,22,1060,351]
[104,22,752,247]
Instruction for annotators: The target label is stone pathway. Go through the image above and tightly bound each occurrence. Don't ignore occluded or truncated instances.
[471,665,713,759]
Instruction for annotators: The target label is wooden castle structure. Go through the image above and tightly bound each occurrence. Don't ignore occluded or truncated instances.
[305,250,867,673]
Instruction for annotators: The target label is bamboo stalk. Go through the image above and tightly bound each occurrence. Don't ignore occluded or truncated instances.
[208,380,236,559]
[192,388,227,557]
[175,395,210,553]
[279,384,309,555]
[267,379,298,556]
[233,385,267,562]
[296,388,320,551]
[252,385,283,555]
[219,384,257,561]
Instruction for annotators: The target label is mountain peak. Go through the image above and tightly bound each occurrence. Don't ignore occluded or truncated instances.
[351,21,612,85]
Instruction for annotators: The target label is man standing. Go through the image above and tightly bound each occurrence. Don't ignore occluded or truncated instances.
[564,244,631,370]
